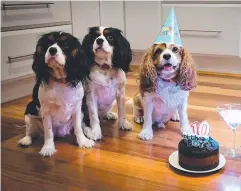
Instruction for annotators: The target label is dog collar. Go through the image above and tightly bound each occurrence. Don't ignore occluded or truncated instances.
[162,78,171,82]
[50,73,67,84]
[95,62,112,70]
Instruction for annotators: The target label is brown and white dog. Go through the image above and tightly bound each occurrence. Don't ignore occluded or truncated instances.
[133,43,197,140]
[81,26,133,141]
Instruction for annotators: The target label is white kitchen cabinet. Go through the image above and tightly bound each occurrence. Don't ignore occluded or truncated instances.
[125,1,161,50]
[161,5,241,56]
[1,25,72,81]
[99,1,125,33]
[71,1,100,42]
[1,1,71,31]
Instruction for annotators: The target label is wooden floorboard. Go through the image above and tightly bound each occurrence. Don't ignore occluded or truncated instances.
[1,72,241,191]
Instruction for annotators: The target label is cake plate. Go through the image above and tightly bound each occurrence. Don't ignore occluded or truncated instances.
[168,151,226,174]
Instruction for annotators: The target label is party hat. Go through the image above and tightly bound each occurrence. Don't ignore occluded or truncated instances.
[154,8,182,46]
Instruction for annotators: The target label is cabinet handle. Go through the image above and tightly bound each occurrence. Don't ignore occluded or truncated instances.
[179,29,222,37]
[8,54,34,64]
[2,2,54,11]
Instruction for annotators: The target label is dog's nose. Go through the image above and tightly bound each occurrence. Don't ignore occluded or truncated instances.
[163,53,171,60]
[49,47,57,56]
[96,38,104,46]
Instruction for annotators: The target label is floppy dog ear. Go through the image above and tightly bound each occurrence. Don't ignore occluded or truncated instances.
[65,38,91,87]
[32,35,50,84]
[112,30,132,73]
[177,47,197,91]
[139,45,158,94]
[82,28,95,64]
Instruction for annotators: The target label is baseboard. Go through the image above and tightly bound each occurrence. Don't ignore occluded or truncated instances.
[1,75,35,103]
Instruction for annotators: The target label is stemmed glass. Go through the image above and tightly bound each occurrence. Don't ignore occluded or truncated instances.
[216,104,241,158]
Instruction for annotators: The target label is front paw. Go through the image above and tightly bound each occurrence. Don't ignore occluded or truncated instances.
[103,112,118,120]
[76,135,95,148]
[18,136,32,146]
[119,120,133,131]
[171,112,180,122]
[83,125,102,141]
[139,128,153,141]
[181,124,193,134]
[39,141,56,157]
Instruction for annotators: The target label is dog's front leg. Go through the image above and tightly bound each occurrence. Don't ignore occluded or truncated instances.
[139,94,153,140]
[73,104,95,148]
[178,99,192,134]
[84,90,102,140]
[39,115,56,157]
[117,84,133,131]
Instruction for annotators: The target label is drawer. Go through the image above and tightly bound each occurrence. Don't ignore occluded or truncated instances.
[1,24,72,81]
[161,5,241,56]
[1,1,71,31]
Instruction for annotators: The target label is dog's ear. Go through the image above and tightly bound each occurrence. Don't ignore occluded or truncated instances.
[65,38,91,87]
[177,47,197,91]
[112,29,132,73]
[32,35,50,84]
[139,44,158,94]
[82,29,95,64]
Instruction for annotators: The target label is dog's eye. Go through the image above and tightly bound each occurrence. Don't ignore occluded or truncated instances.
[107,35,113,40]
[172,47,179,53]
[155,48,162,55]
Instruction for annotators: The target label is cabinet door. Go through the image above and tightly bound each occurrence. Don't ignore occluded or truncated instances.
[99,1,125,33]
[161,5,241,56]
[125,1,161,50]
[1,25,72,81]
[1,1,71,30]
[71,1,100,42]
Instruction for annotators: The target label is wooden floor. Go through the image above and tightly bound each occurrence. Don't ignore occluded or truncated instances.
[1,71,241,191]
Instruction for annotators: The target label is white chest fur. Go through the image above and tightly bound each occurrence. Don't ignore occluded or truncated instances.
[155,79,188,107]
[86,66,126,115]
[145,78,188,123]
[38,82,84,135]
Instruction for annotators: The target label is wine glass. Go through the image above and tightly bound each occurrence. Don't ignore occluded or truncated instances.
[216,104,241,158]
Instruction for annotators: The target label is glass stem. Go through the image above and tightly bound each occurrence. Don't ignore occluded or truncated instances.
[232,129,236,152]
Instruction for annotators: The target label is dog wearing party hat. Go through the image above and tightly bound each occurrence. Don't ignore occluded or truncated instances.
[132,8,197,140]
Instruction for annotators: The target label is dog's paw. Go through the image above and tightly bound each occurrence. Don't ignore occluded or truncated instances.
[119,120,133,131]
[103,112,118,120]
[18,136,32,146]
[84,126,102,141]
[39,141,56,157]
[139,128,153,141]
[171,112,180,122]
[156,122,165,129]
[77,136,95,148]
[133,116,144,124]
[181,124,193,134]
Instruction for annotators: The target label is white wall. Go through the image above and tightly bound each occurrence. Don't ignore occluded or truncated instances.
[125,1,161,50]
[71,1,100,42]
[99,1,125,33]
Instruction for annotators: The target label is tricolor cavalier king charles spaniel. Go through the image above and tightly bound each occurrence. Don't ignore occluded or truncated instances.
[133,43,197,140]
[81,26,133,141]
[18,31,95,157]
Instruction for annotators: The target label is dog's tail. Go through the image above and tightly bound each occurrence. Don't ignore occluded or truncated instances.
[111,98,134,116]
[125,98,134,114]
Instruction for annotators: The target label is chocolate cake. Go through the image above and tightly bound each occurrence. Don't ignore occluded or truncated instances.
[178,137,219,171]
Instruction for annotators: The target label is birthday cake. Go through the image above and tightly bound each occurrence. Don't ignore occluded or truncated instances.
[178,121,220,171]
